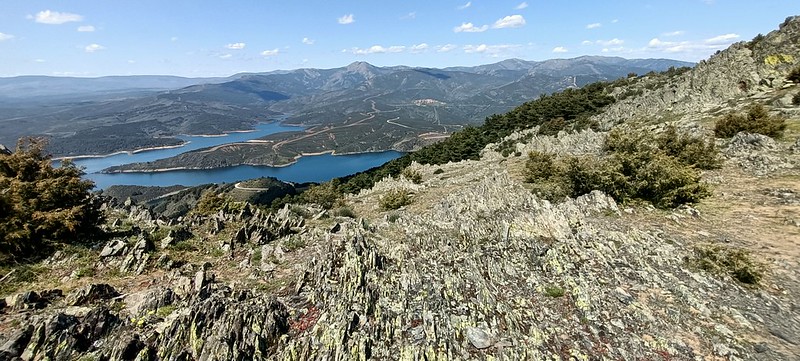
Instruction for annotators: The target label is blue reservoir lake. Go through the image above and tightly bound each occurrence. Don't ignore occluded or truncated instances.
[61,122,403,189]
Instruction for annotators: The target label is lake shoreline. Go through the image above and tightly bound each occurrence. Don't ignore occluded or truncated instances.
[55,119,298,161]
[100,149,403,174]
[54,142,190,161]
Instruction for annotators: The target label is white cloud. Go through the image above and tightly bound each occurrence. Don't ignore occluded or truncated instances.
[581,40,593,46]
[464,44,489,53]
[586,23,602,29]
[225,42,246,50]
[493,15,526,29]
[410,43,429,53]
[220,54,232,59]
[34,58,46,63]
[611,19,619,23]
[0,32,14,41]
[598,38,624,46]
[85,43,105,53]
[127,60,135,64]
[77,25,95,32]
[643,33,737,56]
[457,1,472,10]
[401,12,416,20]
[349,45,406,55]
[170,37,178,42]
[705,33,739,44]
[601,47,626,53]
[552,46,568,53]
[34,10,83,24]
[647,37,728,54]
[261,49,280,56]
[338,14,355,25]
[516,2,528,9]
[302,37,315,45]
[454,22,488,33]
[662,30,685,37]
[463,44,520,55]
[437,44,457,52]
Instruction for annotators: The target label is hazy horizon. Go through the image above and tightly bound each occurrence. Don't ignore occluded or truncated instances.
[0,55,699,79]
[0,1,797,77]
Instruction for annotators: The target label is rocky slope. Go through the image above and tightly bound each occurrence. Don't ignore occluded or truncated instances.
[595,16,800,129]
[1,16,799,361]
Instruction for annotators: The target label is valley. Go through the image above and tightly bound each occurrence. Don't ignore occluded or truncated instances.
[0,57,692,175]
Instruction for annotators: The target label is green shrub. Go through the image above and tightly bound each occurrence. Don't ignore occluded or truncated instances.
[604,128,654,154]
[301,182,341,209]
[788,65,800,83]
[628,153,709,208]
[523,151,571,200]
[714,104,787,138]
[0,264,46,296]
[690,245,763,285]
[250,247,262,264]
[283,237,306,252]
[0,138,102,263]
[563,156,630,202]
[379,189,413,210]
[330,206,356,218]
[544,285,565,298]
[524,126,712,208]
[387,212,401,223]
[792,92,800,106]
[401,168,423,184]
[654,126,721,170]
[523,151,561,183]
[169,241,197,252]
[193,190,227,215]
[745,33,765,50]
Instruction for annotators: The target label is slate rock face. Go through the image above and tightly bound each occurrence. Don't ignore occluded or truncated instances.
[67,284,119,306]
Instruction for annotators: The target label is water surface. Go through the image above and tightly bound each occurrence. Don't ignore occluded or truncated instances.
[85,151,403,189]
[58,122,402,189]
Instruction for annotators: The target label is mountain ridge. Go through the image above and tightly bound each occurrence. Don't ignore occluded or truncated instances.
[0,55,685,156]
[53,55,689,170]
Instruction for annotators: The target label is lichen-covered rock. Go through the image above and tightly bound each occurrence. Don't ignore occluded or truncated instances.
[100,239,128,258]
[724,132,795,175]
[592,16,800,128]
[67,284,119,306]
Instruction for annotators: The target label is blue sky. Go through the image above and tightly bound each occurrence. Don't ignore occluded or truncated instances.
[0,1,797,77]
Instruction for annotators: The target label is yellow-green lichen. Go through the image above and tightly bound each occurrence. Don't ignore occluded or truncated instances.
[765,54,795,66]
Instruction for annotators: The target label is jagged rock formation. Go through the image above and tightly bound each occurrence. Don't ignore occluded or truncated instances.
[3,148,799,359]
[594,16,800,127]
[723,132,798,175]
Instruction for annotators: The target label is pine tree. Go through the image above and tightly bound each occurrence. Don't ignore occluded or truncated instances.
[0,138,102,263]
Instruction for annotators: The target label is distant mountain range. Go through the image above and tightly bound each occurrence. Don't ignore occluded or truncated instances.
[0,56,694,159]
[0,75,231,99]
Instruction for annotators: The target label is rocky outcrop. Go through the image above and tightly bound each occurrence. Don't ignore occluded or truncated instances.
[3,143,799,359]
[594,16,800,127]
[723,132,797,175]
